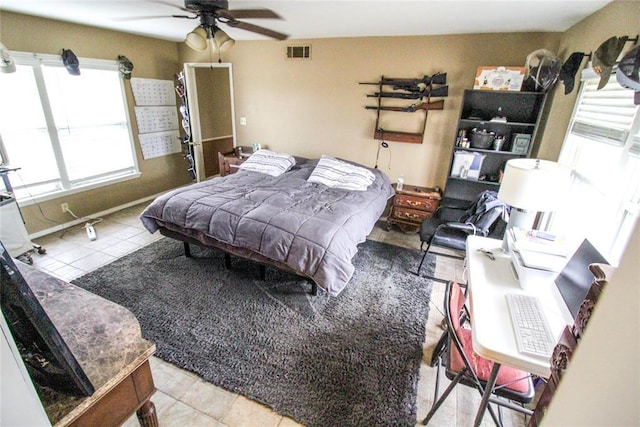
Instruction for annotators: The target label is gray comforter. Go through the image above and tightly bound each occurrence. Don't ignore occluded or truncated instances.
[140,157,394,296]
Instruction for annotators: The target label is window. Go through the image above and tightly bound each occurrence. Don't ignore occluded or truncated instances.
[0,52,139,203]
[549,71,640,265]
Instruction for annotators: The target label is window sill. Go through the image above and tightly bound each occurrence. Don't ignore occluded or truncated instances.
[16,172,142,208]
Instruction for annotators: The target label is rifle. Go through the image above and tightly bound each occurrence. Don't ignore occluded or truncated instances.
[360,72,447,88]
[365,99,444,112]
[367,85,449,99]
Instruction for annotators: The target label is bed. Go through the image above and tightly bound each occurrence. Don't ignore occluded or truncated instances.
[140,151,394,296]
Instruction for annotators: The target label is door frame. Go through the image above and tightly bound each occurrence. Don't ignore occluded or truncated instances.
[183,62,237,182]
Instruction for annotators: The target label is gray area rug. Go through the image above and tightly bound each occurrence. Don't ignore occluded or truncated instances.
[72,238,434,426]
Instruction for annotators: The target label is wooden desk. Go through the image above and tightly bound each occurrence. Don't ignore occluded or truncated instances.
[17,263,158,427]
[465,236,573,426]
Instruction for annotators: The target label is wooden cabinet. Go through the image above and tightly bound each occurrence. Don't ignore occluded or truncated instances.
[218,146,253,177]
[444,90,546,203]
[386,184,441,232]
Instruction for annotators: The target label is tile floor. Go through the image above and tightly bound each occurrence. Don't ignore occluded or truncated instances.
[28,202,528,427]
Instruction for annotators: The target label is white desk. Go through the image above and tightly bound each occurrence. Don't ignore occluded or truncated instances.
[465,236,574,426]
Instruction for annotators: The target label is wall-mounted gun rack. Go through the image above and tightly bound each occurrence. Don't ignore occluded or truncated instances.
[360,73,448,143]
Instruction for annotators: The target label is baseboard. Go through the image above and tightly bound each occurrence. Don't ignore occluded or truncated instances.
[29,193,162,239]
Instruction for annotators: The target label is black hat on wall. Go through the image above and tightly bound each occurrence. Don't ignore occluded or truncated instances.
[559,52,585,95]
[61,49,80,76]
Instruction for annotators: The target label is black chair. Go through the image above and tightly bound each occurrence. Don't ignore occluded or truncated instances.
[421,281,535,425]
[416,190,508,281]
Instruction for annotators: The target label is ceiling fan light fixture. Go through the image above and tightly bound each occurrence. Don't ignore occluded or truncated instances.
[213,28,235,51]
[185,26,209,51]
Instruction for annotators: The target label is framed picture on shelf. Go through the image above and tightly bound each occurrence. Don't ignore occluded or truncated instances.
[511,133,532,154]
[474,66,526,91]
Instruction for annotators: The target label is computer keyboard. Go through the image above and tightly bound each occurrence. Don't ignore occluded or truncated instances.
[506,293,556,358]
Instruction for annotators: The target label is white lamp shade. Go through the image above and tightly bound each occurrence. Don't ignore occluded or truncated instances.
[185,26,209,51]
[214,29,235,51]
[498,158,569,212]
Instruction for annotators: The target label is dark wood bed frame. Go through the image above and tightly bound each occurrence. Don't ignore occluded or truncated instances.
[158,226,319,296]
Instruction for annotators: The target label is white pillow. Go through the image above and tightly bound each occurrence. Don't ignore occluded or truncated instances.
[238,149,296,177]
[308,155,376,191]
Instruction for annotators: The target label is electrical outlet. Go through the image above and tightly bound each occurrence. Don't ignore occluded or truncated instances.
[61,203,69,213]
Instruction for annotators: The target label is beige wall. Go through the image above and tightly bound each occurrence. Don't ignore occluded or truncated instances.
[0,11,193,234]
[224,33,560,188]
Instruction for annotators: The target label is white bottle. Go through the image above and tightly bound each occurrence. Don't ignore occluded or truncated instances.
[460,162,469,179]
[397,174,404,191]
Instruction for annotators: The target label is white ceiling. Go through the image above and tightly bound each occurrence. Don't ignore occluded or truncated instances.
[0,0,613,43]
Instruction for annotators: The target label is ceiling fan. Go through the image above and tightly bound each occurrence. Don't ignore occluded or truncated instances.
[163,0,288,52]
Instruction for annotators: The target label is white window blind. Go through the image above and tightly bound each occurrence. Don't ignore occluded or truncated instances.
[631,128,640,156]
[570,78,637,144]
[551,72,640,264]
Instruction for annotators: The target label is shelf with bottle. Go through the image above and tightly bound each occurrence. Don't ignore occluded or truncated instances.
[455,126,533,153]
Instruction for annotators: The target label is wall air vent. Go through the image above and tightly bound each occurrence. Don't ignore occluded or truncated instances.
[286,45,311,59]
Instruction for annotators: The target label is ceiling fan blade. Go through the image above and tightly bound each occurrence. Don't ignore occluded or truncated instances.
[172,14,199,19]
[226,20,288,40]
[218,9,282,20]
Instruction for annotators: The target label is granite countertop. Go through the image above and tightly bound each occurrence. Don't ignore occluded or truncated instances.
[16,262,155,425]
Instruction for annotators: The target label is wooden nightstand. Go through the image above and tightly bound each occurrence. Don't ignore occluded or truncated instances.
[218,146,253,177]
[386,184,441,233]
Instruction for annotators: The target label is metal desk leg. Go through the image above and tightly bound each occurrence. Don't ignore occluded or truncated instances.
[474,362,501,427]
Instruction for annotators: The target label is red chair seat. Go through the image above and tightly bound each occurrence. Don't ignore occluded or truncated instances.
[449,327,531,394]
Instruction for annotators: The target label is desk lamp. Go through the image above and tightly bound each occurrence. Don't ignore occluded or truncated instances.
[498,158,568,250]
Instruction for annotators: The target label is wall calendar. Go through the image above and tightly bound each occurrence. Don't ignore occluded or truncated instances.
[131,78,176,106]
[130,77,181,159]
[139,131,181,159]
[134,106,179,134]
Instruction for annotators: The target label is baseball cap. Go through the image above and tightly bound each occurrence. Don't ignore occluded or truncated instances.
[0,45,16,74]
[117,55,134,80]
[559,52,585,95]
[616,46,640,105]
[592,36,628,89]
[62,49,80,76]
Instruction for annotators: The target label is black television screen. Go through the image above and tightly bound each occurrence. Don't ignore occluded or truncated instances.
[0,240,94,396]
[554,239,609,319]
